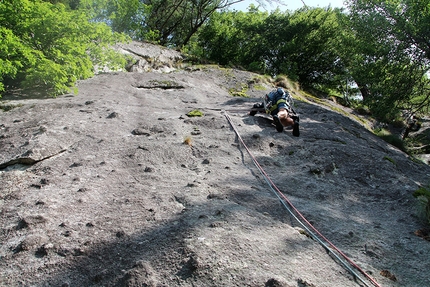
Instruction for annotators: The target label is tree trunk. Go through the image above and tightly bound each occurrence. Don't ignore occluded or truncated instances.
[356,82,370,102]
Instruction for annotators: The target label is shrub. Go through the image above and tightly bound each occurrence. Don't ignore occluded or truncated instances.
[413,186,430,224]
[374,128,406,152]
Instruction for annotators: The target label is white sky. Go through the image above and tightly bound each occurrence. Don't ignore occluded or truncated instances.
[230,0,346,11]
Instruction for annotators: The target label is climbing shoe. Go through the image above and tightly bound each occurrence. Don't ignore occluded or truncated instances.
[292,118,300,137]
[273,115,284,132]
[250,102,264,116]
[253,102,264,109]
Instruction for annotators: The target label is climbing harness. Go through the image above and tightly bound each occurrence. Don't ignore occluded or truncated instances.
[264,89,295,115]
[224,111,382,287]
[266,98,287,114]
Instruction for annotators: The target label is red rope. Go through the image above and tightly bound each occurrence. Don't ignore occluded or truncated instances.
[225,112,382,287]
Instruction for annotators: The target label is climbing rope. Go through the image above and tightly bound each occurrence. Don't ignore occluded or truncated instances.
[224,112,382,287]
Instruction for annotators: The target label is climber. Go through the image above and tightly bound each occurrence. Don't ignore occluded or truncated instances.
[250,87,300,136]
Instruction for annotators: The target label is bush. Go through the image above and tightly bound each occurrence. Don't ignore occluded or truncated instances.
[0,0,129,97]
[373,128,406,152]
[413,186,430,224]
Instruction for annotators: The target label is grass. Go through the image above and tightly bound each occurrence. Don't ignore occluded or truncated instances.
[274,74,300,93]
[249,75,272,85]
[0,102,23,111]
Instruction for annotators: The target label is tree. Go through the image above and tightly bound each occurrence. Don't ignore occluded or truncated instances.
[195,6,268,69]
[145,0,280,47]
[0,0,128,97]
[82,0,276,48]
[79,0,151,40]
[196,6,347,87]
[43,0,80,10]
[259,7,347,88]
[345,0,430,120]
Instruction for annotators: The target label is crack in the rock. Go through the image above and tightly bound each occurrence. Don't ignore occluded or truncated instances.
[0,149,67,170]
[124,48,152,60]
[134,85,185,90]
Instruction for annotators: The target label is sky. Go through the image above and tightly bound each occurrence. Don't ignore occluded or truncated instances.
[230,0,346,12]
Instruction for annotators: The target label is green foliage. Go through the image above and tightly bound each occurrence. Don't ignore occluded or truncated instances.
[267,8,347,88]
[195,7,347,89]
[0,27,29,94]
[345,0,430,122]
[228,83,249,97]
[45,0,80,10]
[383,156,396,165]
[83,0,257,48]
[0,0,129,97]
[403,130,430,156]
[413,186,430,224]
[186,109,204,117]
[374,128,406,151]
[249,74,272,88]
[353,104,371,115]
[252,84,267,91]
[79,0,150,40]
[195,8,269,70]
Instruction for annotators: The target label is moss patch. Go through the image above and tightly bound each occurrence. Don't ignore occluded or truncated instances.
[383,155,397,165]
[228,83,249,97]
[186,109,204,117]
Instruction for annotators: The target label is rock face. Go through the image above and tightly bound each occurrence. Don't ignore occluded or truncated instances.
[1,42,430,287]
[115,40,184,73]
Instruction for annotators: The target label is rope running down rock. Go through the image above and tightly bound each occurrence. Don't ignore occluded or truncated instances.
[224,111,381,287]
